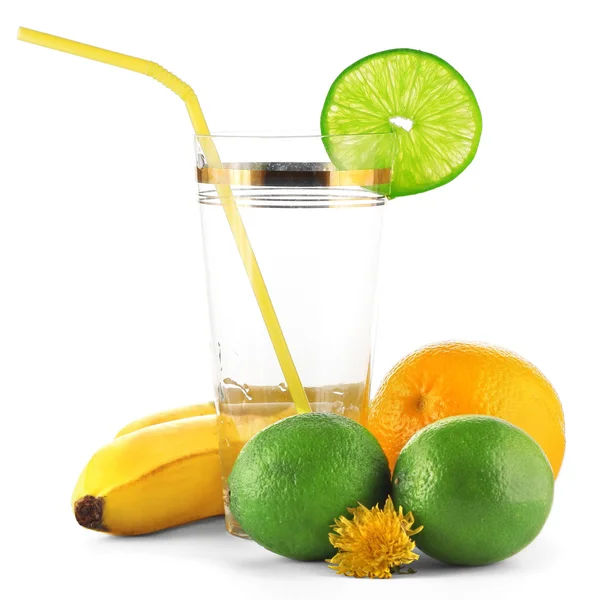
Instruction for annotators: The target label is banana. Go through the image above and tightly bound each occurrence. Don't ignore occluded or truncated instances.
[72,415,224,535]
[115,402,216,437]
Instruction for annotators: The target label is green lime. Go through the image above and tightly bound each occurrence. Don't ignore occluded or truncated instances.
[392,415,554,566]
[229,413,390,561]
[321,49,482,198]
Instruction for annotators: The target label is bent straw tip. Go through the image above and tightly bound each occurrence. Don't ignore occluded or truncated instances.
[17,26,42,43]
[17,26,31,41]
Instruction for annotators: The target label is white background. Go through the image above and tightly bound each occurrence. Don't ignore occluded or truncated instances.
[1,1,598,598]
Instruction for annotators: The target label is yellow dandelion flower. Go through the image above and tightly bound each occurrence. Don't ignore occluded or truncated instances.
[327,496,423,579]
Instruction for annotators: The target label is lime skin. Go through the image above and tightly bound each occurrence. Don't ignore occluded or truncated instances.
[392,415,554,565]
[229,413,391,561]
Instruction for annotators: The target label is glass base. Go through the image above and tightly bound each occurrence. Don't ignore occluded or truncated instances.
[225,506,250,539]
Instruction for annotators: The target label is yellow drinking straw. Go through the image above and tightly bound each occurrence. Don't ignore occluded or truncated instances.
[17,27,312,415]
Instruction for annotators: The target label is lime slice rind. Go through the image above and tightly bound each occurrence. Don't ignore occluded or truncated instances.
[321,49,482,198]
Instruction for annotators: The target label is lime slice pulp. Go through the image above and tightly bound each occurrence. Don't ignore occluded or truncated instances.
[321,49,482,198]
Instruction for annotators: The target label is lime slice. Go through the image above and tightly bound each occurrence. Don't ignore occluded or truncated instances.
[321,49,482,198]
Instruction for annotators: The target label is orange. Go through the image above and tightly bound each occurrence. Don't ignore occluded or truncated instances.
[367,342,565,478]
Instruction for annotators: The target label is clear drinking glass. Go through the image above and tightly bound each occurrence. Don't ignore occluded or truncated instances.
[195,133,394,537]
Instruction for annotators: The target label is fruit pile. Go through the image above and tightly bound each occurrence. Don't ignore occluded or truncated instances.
[226,343,561,576]
[73,342,565,578]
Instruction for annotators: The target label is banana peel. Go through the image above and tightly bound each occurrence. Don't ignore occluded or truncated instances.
[72,413,223,535]
[115,402,216,437]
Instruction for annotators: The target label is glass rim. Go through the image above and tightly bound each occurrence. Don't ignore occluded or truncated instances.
[194,131,394,140]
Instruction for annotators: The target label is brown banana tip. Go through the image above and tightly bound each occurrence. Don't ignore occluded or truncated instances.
[74,495,106,531]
